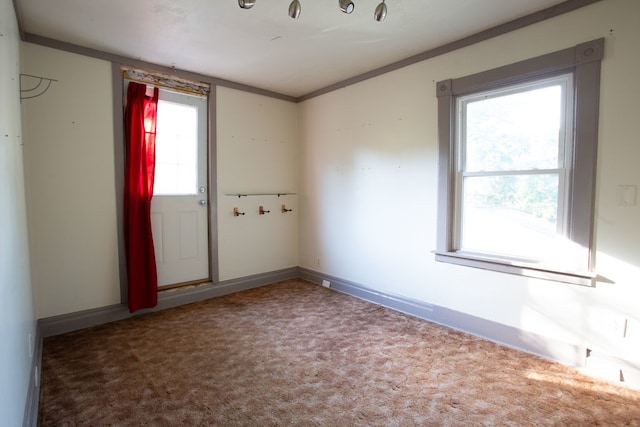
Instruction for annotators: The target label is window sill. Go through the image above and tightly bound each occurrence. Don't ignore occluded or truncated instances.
[434,250,596,287]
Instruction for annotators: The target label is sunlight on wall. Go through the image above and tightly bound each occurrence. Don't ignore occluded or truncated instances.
[520,250,640,383]
[524,369,636,395]
[589,251,640,355]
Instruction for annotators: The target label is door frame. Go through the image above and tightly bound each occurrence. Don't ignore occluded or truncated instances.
[112,63,219,304]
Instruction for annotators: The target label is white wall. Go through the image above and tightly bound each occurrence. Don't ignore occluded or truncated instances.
[0,0,37,424]
[21,43,121,319]
[299,0,640,373]
[20,50,300,317]
[217,87,299,280]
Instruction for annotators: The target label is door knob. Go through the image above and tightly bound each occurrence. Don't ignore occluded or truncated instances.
[199,200,208,207]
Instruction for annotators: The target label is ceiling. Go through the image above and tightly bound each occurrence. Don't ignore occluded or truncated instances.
[17,0,573,98]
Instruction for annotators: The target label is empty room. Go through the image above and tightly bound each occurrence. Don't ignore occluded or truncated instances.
[2,0,640,425]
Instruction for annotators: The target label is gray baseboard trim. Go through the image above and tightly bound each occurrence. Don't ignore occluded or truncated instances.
[299,268,587,368]
[39,267,300,338]
[300,268,437,320]
[39,302,130,338]
[22,323,42,427]
[35,265,591,366]
[151,267,300,313]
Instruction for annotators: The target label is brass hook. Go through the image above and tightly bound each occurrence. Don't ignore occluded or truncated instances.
[233,207,245,217]
[281,204,293,213]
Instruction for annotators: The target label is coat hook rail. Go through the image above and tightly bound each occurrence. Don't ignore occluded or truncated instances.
[20,74,58,100]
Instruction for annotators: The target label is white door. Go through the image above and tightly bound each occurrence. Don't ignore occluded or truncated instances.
[151,89,209,287]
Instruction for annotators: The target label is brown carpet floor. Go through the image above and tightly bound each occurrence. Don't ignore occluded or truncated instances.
[38,279,640,426]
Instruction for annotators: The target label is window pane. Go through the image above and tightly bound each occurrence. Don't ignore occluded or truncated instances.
[464,85,562,172]
[461,174,559,259]
[154,100,198,195]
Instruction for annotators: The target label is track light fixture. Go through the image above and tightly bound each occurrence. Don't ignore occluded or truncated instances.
[238,1,386,21]
[374,0,386,21]
[238,0,255,9]
[288,0,301,19]
[338,0,355,14]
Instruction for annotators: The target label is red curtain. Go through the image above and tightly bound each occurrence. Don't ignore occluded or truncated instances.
[124,82,159,313]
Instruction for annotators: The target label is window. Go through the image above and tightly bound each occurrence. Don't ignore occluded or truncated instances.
[154,97,199,195]
[435,39,603,286]
[458,75,573,261]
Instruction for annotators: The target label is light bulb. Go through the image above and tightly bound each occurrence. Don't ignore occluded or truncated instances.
[339,0,355,14]
[289,0,301,19]
[238,0,256,10]
[374,1,387,22]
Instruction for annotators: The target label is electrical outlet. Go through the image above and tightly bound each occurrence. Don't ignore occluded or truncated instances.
[316,257,321,268]
[624,317,640,341]
[322,280,330,288]
[618,185,637,206]
[612,318,628,337]
[612,318,627,338]
[588,312,627,339]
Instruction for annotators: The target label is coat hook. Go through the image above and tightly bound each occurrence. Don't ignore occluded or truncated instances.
[281,204,293,213]
[259,206,271,215]
[233,207,245,217]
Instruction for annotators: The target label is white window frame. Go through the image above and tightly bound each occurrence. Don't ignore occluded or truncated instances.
[434,39,604,286]
[455,75,573,259]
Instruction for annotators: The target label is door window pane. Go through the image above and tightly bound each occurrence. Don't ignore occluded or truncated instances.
[154,100,198,195]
